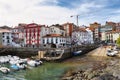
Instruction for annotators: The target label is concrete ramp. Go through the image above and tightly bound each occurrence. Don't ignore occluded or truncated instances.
[86,47,108,57]
[86,46,120,58]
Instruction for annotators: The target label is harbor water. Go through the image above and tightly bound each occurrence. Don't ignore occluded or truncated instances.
[0,55,111,80]
[0,62,76,80]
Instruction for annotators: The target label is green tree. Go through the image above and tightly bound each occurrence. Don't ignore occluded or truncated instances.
[116,37,120,47]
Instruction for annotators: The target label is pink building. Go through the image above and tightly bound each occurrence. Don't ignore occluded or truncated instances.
[24,23,43,48]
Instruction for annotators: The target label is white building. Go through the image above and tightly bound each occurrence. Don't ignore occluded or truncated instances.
[101,32,106,41]
[72,28,94,45]
[0,29,13,47]
[12,25,25,47]
[49,25,65,36]
[86,28,94,44]
[42,34,66,48]
[40,26,50,44]
[41,24,66,48]
[106,31,120,43]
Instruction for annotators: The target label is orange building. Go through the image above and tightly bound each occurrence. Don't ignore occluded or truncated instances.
[90,22,101,42]
[62,22,76,36]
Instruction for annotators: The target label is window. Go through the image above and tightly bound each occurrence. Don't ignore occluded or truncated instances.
[7,40,10,43]
[2,32,4,35]
[3,40,4,42]
[47,39,49,44]
[6,36,9,39]
[56,38,58,43]
[43,39,45,44]
[51,38,53,43]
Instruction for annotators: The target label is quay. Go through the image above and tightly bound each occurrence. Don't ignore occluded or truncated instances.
[0,44,98,60]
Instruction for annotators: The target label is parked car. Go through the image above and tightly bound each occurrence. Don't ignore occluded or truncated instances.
[106,49,118,57]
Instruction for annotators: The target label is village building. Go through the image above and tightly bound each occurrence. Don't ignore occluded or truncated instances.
[62,22,75,36]
[106,31,120,43]
[90,22,101,43]
[42,34,66,48]
[0,29,13,47]
[12,23,26,47]
[24,23,43,48]
[72,27,93,45]
[42,24,66,48]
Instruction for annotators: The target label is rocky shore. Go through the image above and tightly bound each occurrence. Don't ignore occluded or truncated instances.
[62,56,120,80]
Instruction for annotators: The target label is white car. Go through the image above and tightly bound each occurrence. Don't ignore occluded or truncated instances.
[107,50,118,57]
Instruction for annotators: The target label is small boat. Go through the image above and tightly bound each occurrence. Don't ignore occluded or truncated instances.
[27,60,42,67]
[73,50,82,56]
[35,60,43,65]
[0,67,10,74]
[27,60,37,67]
[10,64,19,70]
[16,62,27,69]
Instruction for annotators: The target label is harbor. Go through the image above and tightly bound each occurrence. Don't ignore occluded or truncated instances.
[1,52,120,80]
[0,44,120,80]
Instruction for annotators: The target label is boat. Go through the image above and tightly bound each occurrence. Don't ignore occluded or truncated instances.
[35,60,43,65]
[16,62,27,69]
[10,64,20,70]
[72,50,82,56]
[0,67,10,74]
[43,49,64,60]
[27,60,38,67]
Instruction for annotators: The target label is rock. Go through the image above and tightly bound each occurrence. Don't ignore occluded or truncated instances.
[99,74,119,80]
[83,69,92,76]
[92,71,99,76]
[87,73,95,79]
[91,77,102,80]
[113,71,120,79]
[76,73,82,77]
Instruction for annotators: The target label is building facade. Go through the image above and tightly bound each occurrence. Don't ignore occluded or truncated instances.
[24,23,42,48]
[90,22,101,43]
[42,34,66,48]
[62,23,75,36]
[12,24,26,47]
[0,29,13,47]
[72,28,93,45]
[116,22,120,31]
[106,31,120,43]
[49,24,65,36]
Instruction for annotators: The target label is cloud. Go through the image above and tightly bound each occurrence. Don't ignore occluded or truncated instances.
[0,0,120,27]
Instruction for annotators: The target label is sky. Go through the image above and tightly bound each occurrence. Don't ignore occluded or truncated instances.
[0,0,120,27]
